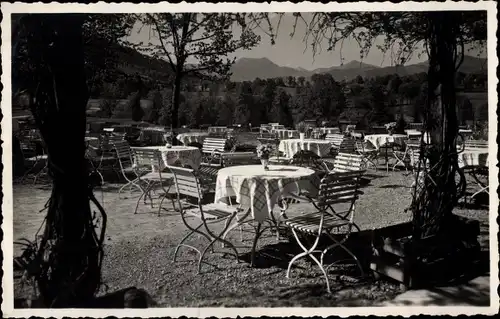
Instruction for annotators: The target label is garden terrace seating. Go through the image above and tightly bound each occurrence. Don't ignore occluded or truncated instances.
[325,133,344,149]
[323,153,365,173]
[355,140,379,170]
[201,137,229,166]
[132,148,174,216]
[87,134,125,184]
[464,140,488,149]
[338,137,357,154]
[168,166,240,273]
[409,123,424,131]
[112,140,146,198]
[284,170,365,294]
[407,142,432,190]
[17,132,48,184]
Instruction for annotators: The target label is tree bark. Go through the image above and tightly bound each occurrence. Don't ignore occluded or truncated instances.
[412,12,464,239]
[20,14,105,307]
[171,70,183,130]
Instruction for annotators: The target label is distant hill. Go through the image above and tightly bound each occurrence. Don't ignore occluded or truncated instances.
[230,55,487,82]
[230,57,308,82]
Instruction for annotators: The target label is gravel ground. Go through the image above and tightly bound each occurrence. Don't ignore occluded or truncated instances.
[12,166,490,307]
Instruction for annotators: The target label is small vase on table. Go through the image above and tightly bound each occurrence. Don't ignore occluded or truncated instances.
[299,132,306,141]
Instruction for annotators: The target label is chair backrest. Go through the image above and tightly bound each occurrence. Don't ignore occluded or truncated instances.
[317,171,363,212]
[406,143,424,169]
[355,140,376,153]
[113,140,133,169]
[202,137,227,154]
[409,123,424,131]
[339,137,356,153]
[132,148,162,170]
[101,134,125,151]
[332,153,364,172]
[325,133,344,148]
[464,140,488,149]
[166,165,203,202]
[407,130,422,141]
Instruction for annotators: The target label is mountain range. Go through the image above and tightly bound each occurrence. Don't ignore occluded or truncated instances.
[229,55,487,82]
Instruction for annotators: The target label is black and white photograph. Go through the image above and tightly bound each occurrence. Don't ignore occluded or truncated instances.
[1,1,498,317]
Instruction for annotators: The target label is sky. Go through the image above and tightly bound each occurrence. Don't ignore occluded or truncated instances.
[126,13,483,70]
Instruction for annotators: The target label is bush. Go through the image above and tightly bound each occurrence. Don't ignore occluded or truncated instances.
[98,99,118,118]
[472,121,488,140]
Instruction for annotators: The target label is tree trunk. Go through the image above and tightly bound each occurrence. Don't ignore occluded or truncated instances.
[20,14,105,307]
[412,12,464,239]
[171,70,183,130]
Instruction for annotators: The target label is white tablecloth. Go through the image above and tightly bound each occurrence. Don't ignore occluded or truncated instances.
[364,134,407,149]
[458,148,489,168]
[176,132,209,145]
[317,127,340,135]
[134,146,202,170]
[279,139,332,158]
[215,165,319,222]
[275,129,299,139]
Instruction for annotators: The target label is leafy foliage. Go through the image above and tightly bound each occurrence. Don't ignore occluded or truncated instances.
[132,13,261,128]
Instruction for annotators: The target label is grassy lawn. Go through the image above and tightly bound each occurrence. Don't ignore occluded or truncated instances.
[13,164,490,307]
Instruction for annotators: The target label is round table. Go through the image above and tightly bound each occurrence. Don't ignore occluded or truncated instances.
[458,148,489,168]
[176,132,209,145]
[364,134,407,149]
[279,139,332,158]
[214,165,319,222]
[136,145,202,170]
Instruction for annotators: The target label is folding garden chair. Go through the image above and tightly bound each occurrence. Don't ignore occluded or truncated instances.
[18,130,49,185]
[87,133,125,185]
[355,140,379,170]
[284,171,365,293]
[408,143,435,190]
[392,138,411,172]
[132,148,174,216]
[168,165,240,273]
[112,140,147,198]
[321,152,366,174]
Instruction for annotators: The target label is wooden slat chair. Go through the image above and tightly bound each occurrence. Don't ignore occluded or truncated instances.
[17,132,43,184]
[464,140,488,149]
[407,143,434,190]
[132,148,174,216]
[338,137,357,154]
[284,171,365,293]
[112,140,147,198]
[409,123,424,132]
[392,142,412,172]
[168,165,240,273]
[87,133,125,185]
[201,137,228,167]
[461,140,489,204]
[325,133,344,150]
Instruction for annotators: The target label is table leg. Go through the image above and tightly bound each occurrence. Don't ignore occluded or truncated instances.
[251,222,262,267]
